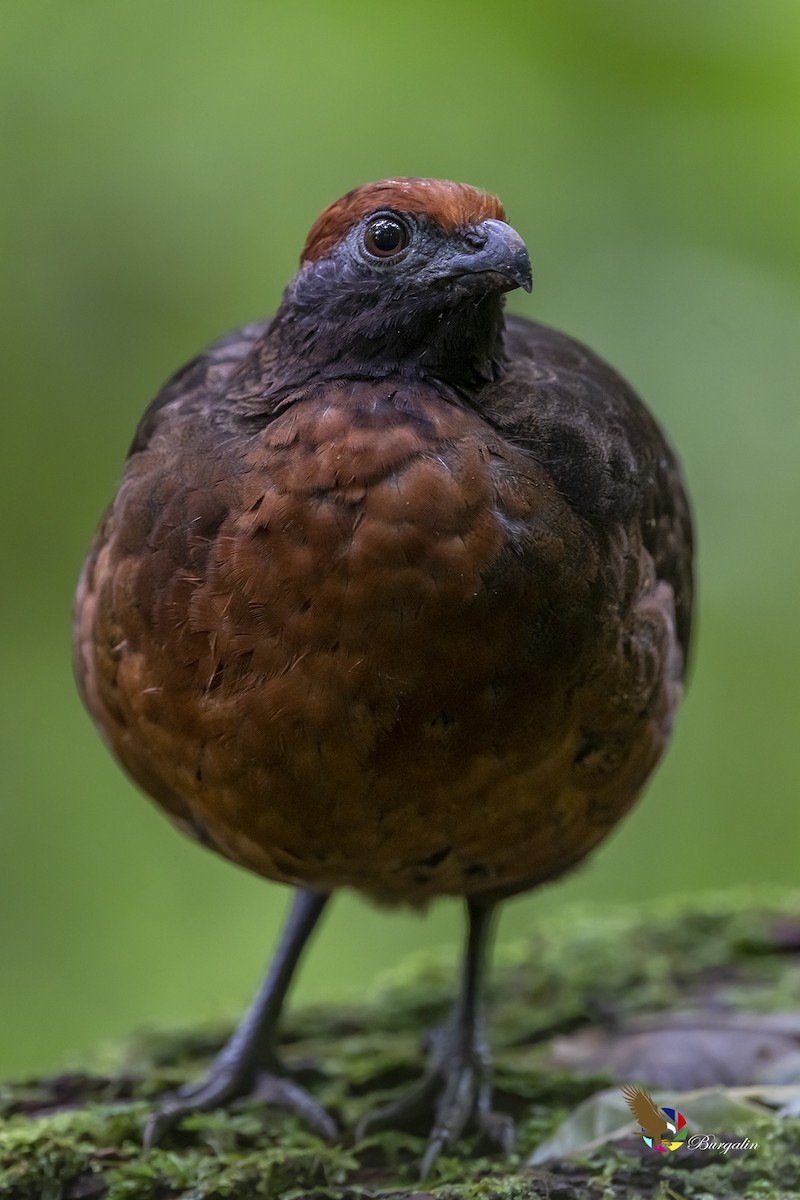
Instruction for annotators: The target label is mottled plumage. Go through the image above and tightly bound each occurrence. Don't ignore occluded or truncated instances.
[74,178,693,1172]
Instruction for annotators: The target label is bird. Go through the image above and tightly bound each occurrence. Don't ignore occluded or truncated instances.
[622,1085,678,1146]
[73,177,693,1175]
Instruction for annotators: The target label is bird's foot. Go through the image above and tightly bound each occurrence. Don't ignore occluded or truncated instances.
[355,1020,514,1178]
[143,1046,337,1147]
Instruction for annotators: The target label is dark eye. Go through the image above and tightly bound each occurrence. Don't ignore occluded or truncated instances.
[363,216,410,259]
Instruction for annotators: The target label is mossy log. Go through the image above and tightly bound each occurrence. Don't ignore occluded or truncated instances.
[3,891,800,1199]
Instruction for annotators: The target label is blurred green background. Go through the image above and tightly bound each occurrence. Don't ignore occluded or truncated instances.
[2,0,798,1078]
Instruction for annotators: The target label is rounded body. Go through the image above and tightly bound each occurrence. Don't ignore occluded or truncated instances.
[74,315,692,905]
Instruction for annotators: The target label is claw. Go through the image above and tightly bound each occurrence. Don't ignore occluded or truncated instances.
[420,1130,447,1180]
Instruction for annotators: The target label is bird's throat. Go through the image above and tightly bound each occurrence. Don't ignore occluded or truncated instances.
[253,287,508,400]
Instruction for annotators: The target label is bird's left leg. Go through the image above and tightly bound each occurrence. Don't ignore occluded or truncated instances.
[356,895,513,1177]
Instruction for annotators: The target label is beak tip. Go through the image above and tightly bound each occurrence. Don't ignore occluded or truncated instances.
[510,262,533,294]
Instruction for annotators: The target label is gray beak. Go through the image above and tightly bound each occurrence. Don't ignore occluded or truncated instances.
[448,218,533,293]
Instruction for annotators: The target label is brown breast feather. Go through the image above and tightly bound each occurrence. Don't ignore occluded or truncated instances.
[75,324,688,904]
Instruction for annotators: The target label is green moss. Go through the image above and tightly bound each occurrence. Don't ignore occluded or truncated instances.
[2,890,800,1199]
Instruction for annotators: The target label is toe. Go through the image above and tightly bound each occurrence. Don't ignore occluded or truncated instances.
[144,1064,336,1148]
[355,1073,440,1139]
[420,1061,478,1178]
[253,1074,339,1141]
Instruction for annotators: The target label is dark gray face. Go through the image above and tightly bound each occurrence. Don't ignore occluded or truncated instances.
[271,210,531,391]
[290,210,532,314]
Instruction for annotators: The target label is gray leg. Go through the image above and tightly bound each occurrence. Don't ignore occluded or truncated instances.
[357,896,513,1178]
[144,887,335,1146]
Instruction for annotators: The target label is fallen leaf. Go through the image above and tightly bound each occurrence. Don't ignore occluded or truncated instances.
[551,1010,800,1089]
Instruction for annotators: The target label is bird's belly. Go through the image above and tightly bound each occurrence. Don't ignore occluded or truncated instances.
[78,406,681,903]
[105,597,676,906]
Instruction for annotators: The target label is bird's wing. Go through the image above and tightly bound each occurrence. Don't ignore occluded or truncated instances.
[126,317,273,459]
[483,314,694,672]
[621,1085,668,1139]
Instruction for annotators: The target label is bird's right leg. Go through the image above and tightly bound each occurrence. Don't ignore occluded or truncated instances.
[144,887,335,1146]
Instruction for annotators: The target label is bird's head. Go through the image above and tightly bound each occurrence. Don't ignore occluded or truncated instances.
[269,178,532,393]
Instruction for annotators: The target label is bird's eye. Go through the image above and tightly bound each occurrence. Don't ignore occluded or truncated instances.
[363,216,410,259]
